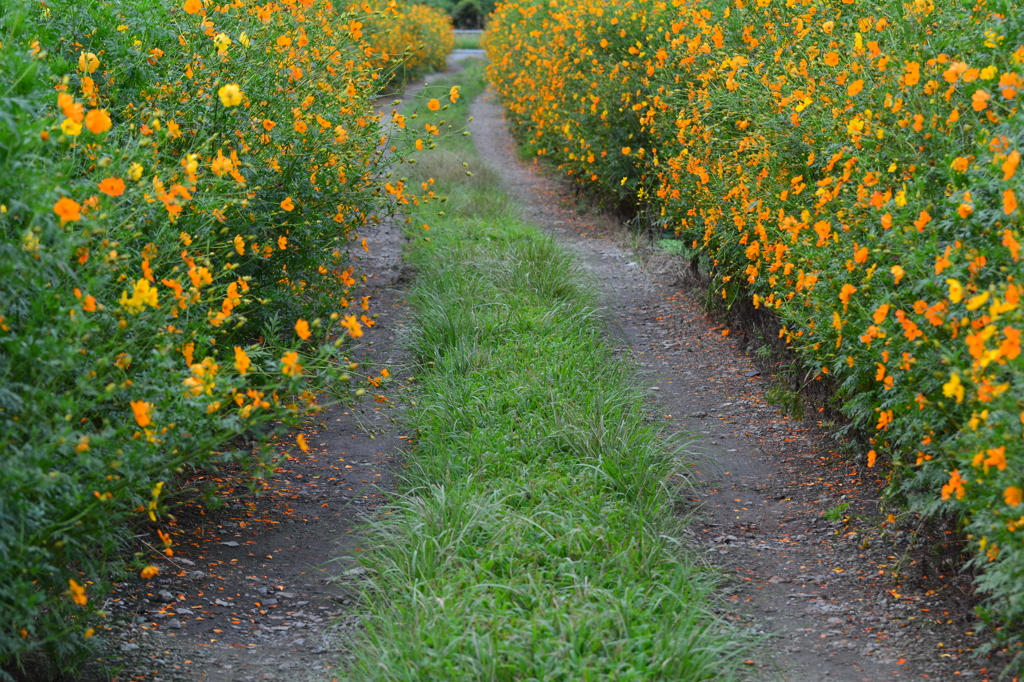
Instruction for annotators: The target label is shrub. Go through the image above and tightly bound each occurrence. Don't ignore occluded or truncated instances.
[366,2,454,83]
[486,0,1024,645]
[0,0,447,674]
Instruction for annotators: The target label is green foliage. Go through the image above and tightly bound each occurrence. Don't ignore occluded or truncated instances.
[0,0,450,674]
[823,503,851,523]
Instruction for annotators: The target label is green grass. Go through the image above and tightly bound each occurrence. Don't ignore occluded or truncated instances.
[454,32,482,50]
[342,62,751,681]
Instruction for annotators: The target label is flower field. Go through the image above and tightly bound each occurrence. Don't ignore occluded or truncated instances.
[0,0,450,673]
[486,0,1024,635]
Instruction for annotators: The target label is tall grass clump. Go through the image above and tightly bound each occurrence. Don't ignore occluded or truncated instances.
[486,0,1024,646]
[346,63,749,681]
[0,0,453,675]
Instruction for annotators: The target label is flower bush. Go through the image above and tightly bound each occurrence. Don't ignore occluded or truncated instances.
[487,0,1024,639]
[0,0,449,673]
[367,1,454,84]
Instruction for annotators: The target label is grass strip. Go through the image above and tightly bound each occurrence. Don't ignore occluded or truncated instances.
[453,32,482,50]
[346,62,749,681]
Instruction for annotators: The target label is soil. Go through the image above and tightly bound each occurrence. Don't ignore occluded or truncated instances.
[468,89,1008,681]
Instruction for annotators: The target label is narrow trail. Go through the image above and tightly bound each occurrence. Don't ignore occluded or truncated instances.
[469,90,992,681]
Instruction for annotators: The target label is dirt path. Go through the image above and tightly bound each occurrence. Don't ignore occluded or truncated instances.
[469,91,997,681]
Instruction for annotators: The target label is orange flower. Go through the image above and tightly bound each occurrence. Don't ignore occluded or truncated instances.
[866,450,877,468]
[57,93,84,122]
[847,79,864,96]
[53,197,82,224]
[341,314,363,338]
[1001,327,1021,360]
[84,109,111,134]
[295,319,311,340]
[427,98,441,111]
[140,566,159,579]
[876,409,893,430]
[839,283,857,311]
[984,447,1007,472]
[183,0,202,14]
[278,236,287,249]
[130,400,153,427]
[1004,189,1018,215]
[263,119,276,131]
[281,351,302,377]
[280,197,295,211]
[1005,487,1023,508]
[449,86,460,103]
[98,177,126,197]
[972,89,991,111]
[941,470,966,501]
[234,346,251,374]
[296,434,309,451]
[1003,150,1020,180]
[211,150,233,177]
[68,579,87,606]
[78,52,99,74]
[233,235,245,255]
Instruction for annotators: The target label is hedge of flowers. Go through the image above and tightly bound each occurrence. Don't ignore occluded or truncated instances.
[487,0,1024,636]
[367,1,454,84]
[0,0,450,672]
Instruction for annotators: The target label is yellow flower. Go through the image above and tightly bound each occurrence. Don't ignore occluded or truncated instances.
[218,83,243,107]
[942,373,965,403]
[946,278,963,303]
[61,118,83,136]
[128,162,144,181]
[233,234,245,255]
[213,33,231,54]
[119,278,159,314]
